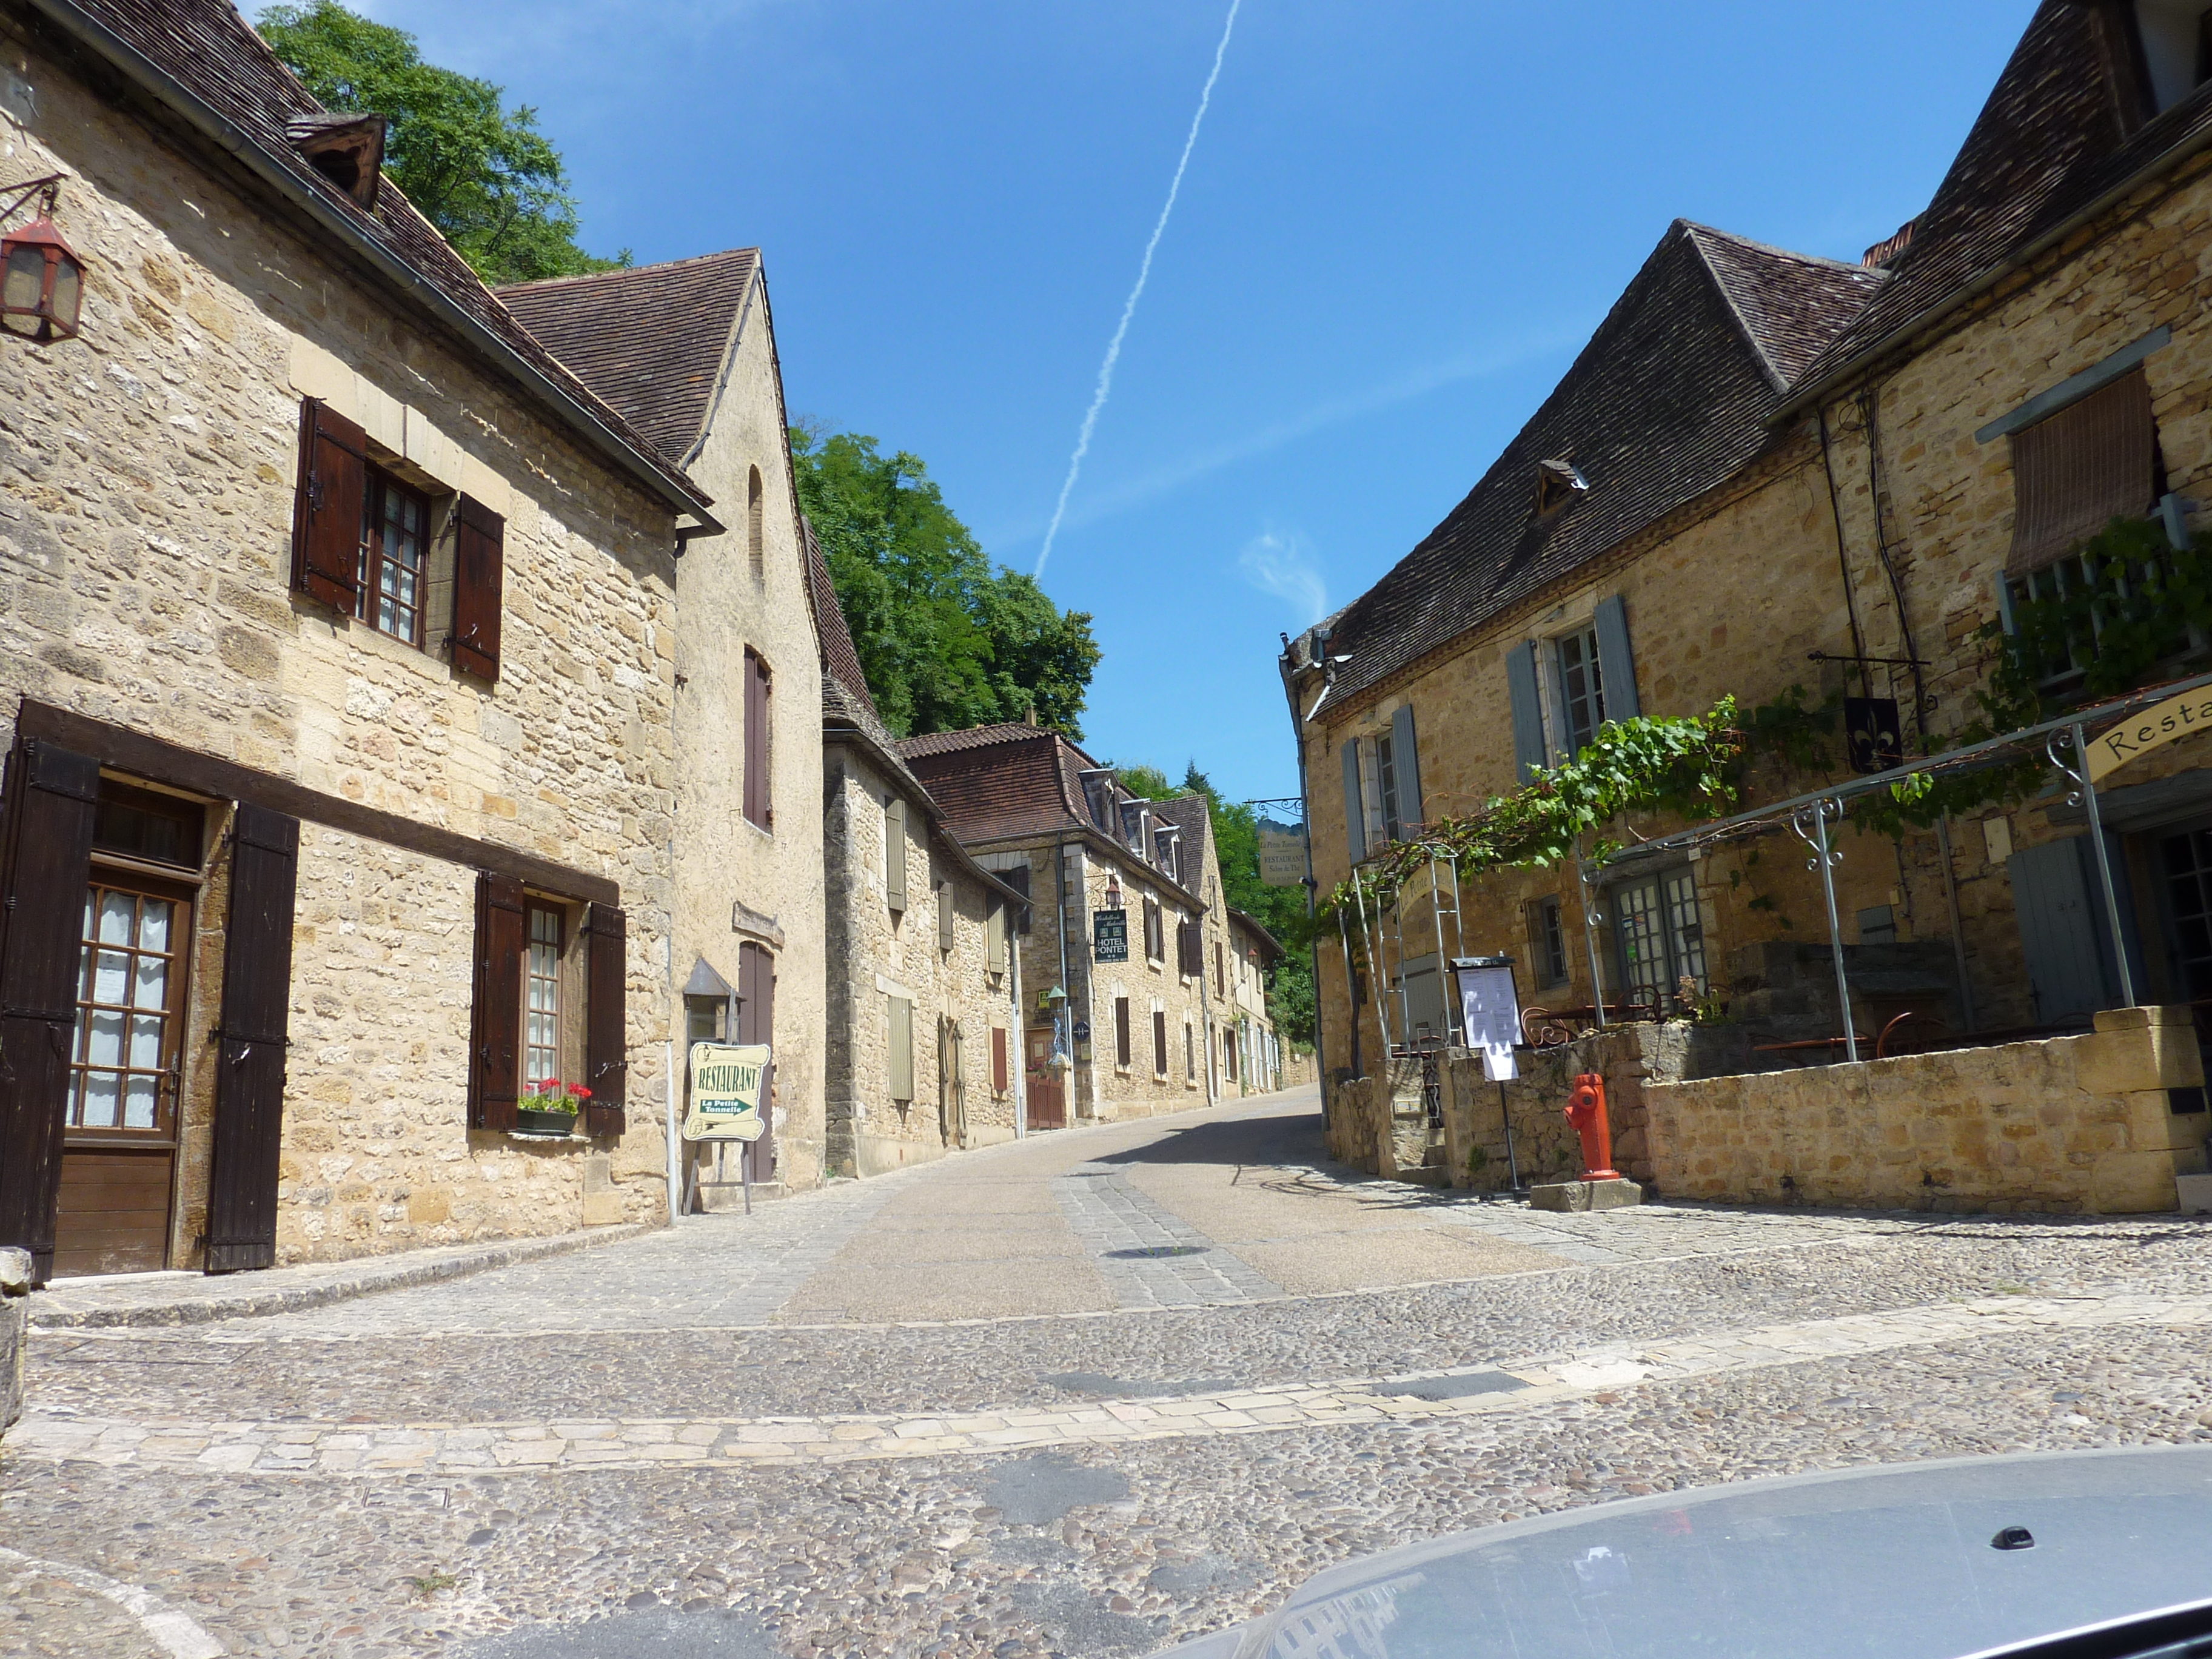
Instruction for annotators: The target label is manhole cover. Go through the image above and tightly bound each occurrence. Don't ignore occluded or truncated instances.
[1103,1245,1206,1259]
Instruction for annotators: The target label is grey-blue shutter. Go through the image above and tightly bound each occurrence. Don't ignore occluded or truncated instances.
[1390,705,1423,830]
[1593,594,1640,720]
[1341,740,1366,865]
[1506,643,1547,782]
[2007,837,2120,1022]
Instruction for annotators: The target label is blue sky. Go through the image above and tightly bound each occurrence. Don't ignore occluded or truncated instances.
[357,0,2033,803]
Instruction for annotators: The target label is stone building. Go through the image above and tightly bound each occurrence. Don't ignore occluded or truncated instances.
[1223,907,1285,1095]
[0,0,740,1282]
[812,550,1027,1176]
[500,249,829,1198]
[1285,0,2212,1173]
[900,726,1232,1124]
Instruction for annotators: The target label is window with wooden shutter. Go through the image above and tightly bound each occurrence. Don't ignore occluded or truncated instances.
[2008,368,2159,578]
[1215,941,1225,997]
[1114,997,1131,1068]
[1005,864,1031,935]
[991,1025,1008,1094]
[937,882,954,953]
[987,899,1007,974]
[1507,642,1549,781]
[885,799,907,911]
[451,494,504,680]
[1340,739,1367,865]
[205,804,300,1273]
[1592,595,1640,720]
[1389,705,1424,831]
[1185,1023,1195,1081]
[290,399,366,614]
[584,902,626,1135]
[0,739,98,1285]
[888,994,913,1101]
[743,648,773,831]
[737,940,776,1175]
[469,873,525,1133]
[1152,1009,1167,1076]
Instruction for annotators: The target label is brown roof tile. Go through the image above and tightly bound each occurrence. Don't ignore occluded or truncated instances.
[498,250,759,464]
[1314,221,1882,711]
[42,0,711,517]
[1791,1,2212,401]
[895,722,1064,760]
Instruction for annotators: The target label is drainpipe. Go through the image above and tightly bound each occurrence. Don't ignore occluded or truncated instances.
[1054,833,1072,1111]
[1010,890,1027,1139]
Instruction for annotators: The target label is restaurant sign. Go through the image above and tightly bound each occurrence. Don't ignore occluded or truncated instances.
[2087,686,2212,783]
[682,1041,769,1142]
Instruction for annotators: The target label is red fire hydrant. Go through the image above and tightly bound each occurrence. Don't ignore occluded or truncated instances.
[1564,1072,1622,1181]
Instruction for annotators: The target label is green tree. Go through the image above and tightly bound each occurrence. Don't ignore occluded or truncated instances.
[258,1,626,284]
[791,426,1100,739]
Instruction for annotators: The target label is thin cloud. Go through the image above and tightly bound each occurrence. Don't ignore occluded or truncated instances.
[991,323,1586,552]
[1035,0,1242,578]
[1238,531,1328,625]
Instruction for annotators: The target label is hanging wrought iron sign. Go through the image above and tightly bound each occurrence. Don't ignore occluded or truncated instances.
[1843,697,1903,775]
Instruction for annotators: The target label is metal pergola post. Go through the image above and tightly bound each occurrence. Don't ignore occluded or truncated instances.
[1428,859,1457,1044]
[1794,798,1856,1064]
[1352,868,1395,1062]
[1578,854,1609,1030]
[2054,722,2136,1008]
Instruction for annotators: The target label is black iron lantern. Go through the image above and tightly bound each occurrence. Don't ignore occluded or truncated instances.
[1,179,84,343]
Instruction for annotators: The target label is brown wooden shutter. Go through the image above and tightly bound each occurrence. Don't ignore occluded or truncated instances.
[991,1026,1008,1094]
[451,494,505,681]
[585,902,626,1136]
[1153,1010,1167,1076]
[205,804,300,1274]
[937,882,954,952]
[469,873,524,1133]
[290,399,366,613]
[1115,997,1131,1067]
[2006,368,2158,577]
[0,739,98,1285]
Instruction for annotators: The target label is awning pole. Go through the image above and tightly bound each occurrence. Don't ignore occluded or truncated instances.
[1796,799,1857,1062]
[2057,723,2136,1008]
[1578,853,1609,1030]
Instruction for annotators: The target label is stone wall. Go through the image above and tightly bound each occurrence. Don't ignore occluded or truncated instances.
[822,748,1019,1178]
[670,261,827,1193]
[1647,1007,2212,1214]
[1,29,691,1267]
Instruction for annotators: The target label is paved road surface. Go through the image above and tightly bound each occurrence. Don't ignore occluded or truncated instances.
[9,1085,2212,1657]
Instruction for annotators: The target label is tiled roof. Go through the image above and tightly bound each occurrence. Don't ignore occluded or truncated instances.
[1791,1,2212,401]
[802,517,877,722]
[498,250,759,464]
[1314,221,1882,711]
[1226,907,1284,962]
[43,0,712,517]
[903,730,1088,845]
[894,723,1059,760]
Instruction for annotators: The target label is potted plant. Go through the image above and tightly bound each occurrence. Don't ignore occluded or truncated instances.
[516,1082,590,1137]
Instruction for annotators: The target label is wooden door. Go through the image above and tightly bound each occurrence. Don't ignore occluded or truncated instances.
[1025,1027,1065,1129]
[54,877,192,1277]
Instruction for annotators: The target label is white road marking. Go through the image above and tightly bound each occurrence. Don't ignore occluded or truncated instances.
[0,1544,225,1658]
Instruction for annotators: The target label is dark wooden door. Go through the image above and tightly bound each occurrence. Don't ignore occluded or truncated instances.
[1025,1027,1065,1130]
[204,805,299,1273]
[0,739,99,1285]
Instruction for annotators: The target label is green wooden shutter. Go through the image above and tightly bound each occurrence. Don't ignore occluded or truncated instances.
[888,995,913,1100]
[1341,739,1366,864]
[1390,704,1423,830]
[1593,594,1640,720]
[1507,642,1548,781]
[885,799,907,911]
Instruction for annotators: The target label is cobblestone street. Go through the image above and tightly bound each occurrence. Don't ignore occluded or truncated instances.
[10,1086,2212,1658]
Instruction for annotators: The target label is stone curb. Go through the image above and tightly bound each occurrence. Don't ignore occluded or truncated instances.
[27,1224,651,1331]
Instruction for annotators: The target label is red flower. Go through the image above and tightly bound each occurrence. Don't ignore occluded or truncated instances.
[568,1084,592,1100]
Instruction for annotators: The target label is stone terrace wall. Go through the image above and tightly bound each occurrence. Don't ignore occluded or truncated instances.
[1648,1007,2212,1215]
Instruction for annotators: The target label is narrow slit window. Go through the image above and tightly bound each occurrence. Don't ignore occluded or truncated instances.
[525,902,563,1094]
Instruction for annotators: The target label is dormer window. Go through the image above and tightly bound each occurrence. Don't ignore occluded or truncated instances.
[287,115,388,212]
[2131,2,2212,115]
[1535,458,1588,515]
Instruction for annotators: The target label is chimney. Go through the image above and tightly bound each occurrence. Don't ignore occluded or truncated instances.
[1023,705,1038,727]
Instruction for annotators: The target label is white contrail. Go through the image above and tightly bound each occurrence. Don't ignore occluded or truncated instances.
[1034,0,1242,578]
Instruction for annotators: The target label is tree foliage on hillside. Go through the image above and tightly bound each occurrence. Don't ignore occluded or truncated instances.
[258,1,626,284]
[1114,762,1315,1046]
[792,427,1100,740]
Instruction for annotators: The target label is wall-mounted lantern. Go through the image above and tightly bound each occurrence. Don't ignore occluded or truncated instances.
[1,177,84,344]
